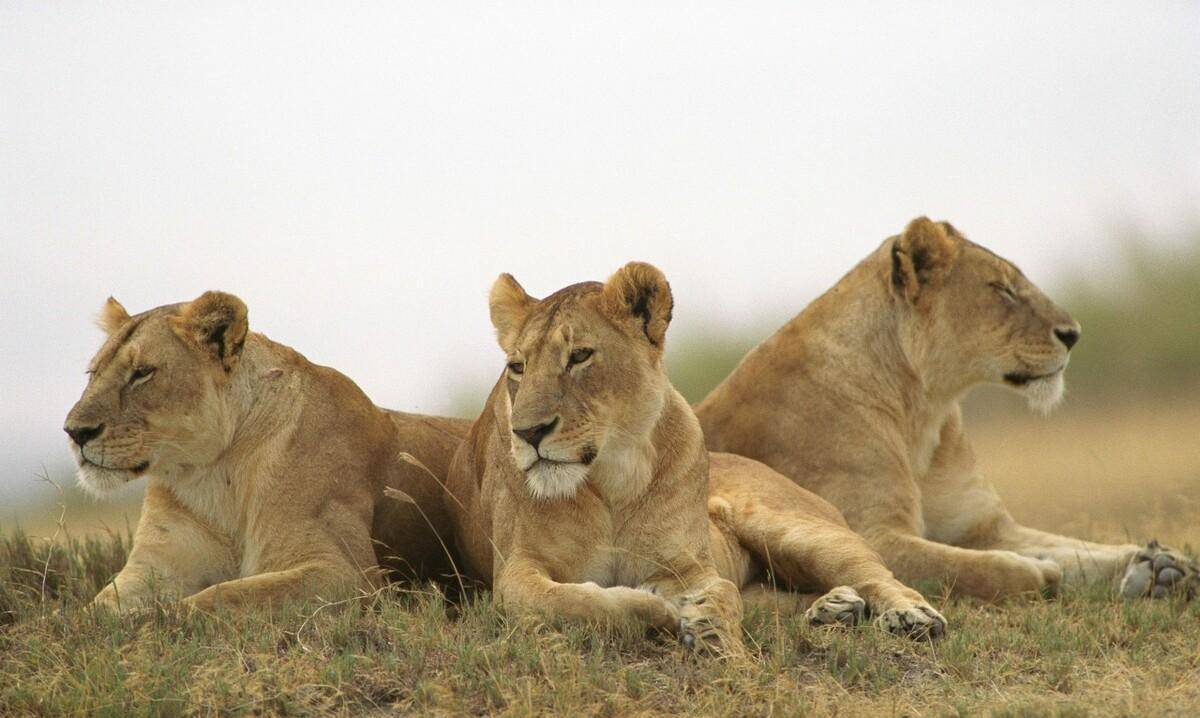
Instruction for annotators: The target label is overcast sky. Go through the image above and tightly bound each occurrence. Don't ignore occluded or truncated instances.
[2,2,1198,503]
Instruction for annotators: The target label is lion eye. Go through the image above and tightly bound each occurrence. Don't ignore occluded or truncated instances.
[506,361,525,376]
[130,365,156,383]
[567,348,594,367]
[990,282,1017,301]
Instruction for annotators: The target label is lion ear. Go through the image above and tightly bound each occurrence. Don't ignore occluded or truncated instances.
[891,216,959,303]
[599,261,673,348]
[170,291,249,372]
[489,274,535,354]
[95,296,131,334]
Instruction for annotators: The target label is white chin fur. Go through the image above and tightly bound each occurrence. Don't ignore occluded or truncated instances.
[524,461,589,501]
[75,463,132,498]
[1023,372,1065,415]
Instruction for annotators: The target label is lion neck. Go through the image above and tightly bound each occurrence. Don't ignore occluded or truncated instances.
[586,382,702,510]
[153,333,301,532]
[758,244,969,444]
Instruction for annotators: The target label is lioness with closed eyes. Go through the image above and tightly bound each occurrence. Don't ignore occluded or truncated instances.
[445,263,946,652]
[697,217,1198,601]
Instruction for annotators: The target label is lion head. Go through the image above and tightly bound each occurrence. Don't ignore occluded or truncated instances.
[64,291,249,495]
[890,217,1081,413]
[487,262,674,500]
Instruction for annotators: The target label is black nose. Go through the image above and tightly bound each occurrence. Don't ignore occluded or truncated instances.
[513,418,558,450]
[1054,327,1080,350]
[65,423,105,448]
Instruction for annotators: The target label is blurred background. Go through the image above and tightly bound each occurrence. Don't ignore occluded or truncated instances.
[2,2,1197,545]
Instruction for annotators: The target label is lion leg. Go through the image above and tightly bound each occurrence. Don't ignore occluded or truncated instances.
[867,526,1062,601]
[645,569,745,656]
[494,559,681,633]
[707,459,946,639]
[94,482,236,613]
[183,559,370,612]
[739,582,823,616]
[714,518,871,632]
[831,451,1062,601]
[918,426,1169,599]
[846,465,1062,601]
[729,505,946,639]
[982,520,1138,584]
[985,523,1196,600]
[185,503,386,612]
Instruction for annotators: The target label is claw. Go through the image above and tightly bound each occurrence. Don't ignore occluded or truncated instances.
[875,605,948,641]
[805,586,866,628]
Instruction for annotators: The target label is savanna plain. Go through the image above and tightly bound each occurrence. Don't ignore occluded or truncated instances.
[3,232,1198,717]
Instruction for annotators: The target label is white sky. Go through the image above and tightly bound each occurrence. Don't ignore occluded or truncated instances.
[2,2,1198,501]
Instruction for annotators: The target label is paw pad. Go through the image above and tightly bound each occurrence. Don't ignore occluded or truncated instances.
[1119,540,1199,601]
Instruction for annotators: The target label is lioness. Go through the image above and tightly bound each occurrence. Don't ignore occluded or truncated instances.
[697,217,1198,601]
[445,262,946,651]
[64,291,468,611]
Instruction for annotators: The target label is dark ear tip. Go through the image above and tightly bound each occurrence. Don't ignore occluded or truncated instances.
[190,290,248,317]
[602,261,672,346]
[902,216,942,240]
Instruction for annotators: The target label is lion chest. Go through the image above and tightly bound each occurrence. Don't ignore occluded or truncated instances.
[542,507,652,588]
[580,516,667,588]
[577,541,647,588]
[164,467,263,577]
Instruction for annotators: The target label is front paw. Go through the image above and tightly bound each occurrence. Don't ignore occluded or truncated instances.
[90,584,150,616]
[1119,540,1199,601]
[804,586,866,628]
[874,603,947,641]
[673,592,739,655]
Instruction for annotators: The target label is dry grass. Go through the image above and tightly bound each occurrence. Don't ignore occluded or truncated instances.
[3,401,1199,717]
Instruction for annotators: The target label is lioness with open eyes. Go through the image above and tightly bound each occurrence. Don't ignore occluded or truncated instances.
[445,263,946,652]
[697,217,1199,601]
[64,291,468,612]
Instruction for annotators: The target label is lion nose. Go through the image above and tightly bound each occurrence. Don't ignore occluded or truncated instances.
[1054,326,1080,351]
[513,418,558,450]
[64,422,105,448]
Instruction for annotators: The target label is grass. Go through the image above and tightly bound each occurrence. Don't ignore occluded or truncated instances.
[2,527,1198,717]
[4,397,1199,717]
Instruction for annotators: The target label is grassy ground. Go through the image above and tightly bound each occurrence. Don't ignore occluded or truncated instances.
[3,528,1198,718]
[3,399,1199,717]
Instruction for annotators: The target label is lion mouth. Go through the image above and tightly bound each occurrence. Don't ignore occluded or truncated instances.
[527,456,578,471]
[80,456,150,474]
[1003,366,1064,387]
[523,445,598,472]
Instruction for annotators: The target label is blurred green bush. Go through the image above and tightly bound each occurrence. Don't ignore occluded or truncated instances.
[1058,225,1200,399]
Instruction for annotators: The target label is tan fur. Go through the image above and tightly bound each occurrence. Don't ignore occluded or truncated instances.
[446,263,946,650]
[64,292,470,612]
[95,296,131,334]
[697,217,1164,601]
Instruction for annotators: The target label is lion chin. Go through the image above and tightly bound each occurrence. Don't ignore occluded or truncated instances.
[74,462,136,498]
[1020,371,1066,416]
[524,460,590,501]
